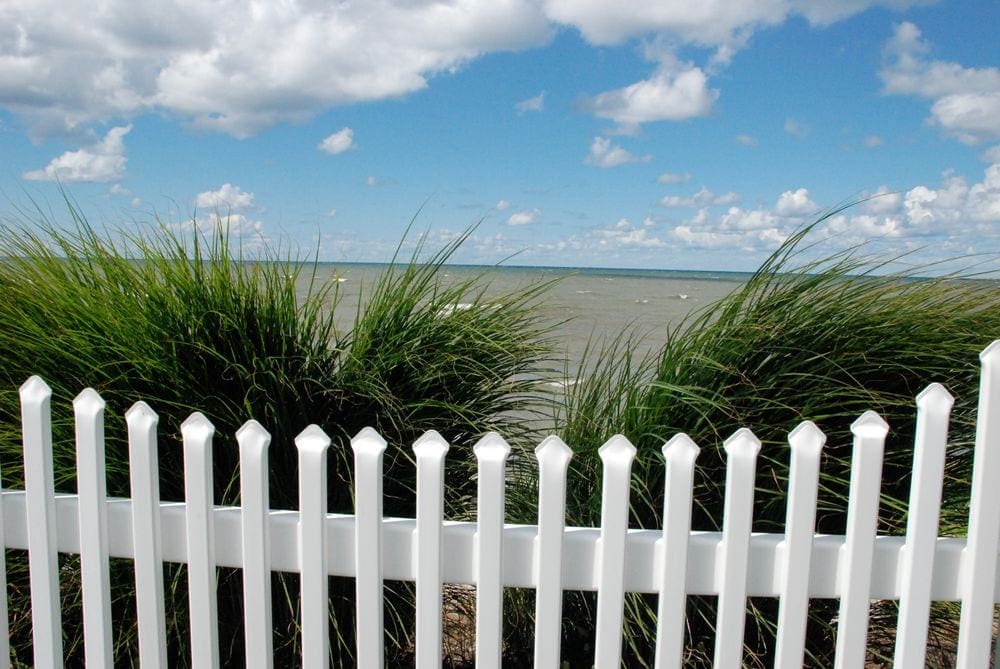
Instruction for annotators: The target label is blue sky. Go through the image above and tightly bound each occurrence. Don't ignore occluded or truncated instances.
[1,0,998,271]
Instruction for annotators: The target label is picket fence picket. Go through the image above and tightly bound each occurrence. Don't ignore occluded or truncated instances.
[958,342,1000,667]
[773,421,825,669]
[351,427,387,669]
[894,383,953,668]
[532,435,571,667]
[6,341,1000,667]
[236,420,273,669]
[73,388,113,669]
[473,432,510,669]
[19,376,61,669]
[413,430,449,669]
[653,434,698,669]
[181,413,220,668]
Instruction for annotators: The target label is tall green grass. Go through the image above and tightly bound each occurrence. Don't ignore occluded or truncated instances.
[0,210,557,665]
[3,202,996,666]
[552,218,1000,666]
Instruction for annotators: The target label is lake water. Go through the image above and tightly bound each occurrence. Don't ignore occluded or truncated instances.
[298,263,749,370]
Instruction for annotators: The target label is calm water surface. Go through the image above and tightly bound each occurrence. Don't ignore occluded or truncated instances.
[296,263,748,372]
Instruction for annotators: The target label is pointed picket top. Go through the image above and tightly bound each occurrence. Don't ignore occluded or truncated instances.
[19,375,52,404]
[915,382,954,412]
[125,401,159,431]
[236,420,271,452]
[662,432,700,465]
[473,432,511,463]
[724,427,762,459]
[73,387,105,417]
[295,424,331,454]
[413,429,449,459]
[979,339,1000,364]
[535,434,573,468]
[788,421,826,457]
[850,410,890,439]
[598,434,637,465]
[351,426,387,457]
[181,412,215,443]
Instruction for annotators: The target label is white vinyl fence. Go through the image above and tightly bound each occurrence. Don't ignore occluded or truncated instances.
[4,342,1000,668]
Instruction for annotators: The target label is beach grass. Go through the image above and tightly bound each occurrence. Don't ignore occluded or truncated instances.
[1,201,996,666]
[550,214,999,666]
[0,208,558,665]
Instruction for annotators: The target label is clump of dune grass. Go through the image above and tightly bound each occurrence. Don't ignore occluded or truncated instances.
[550,214,1000,666]
[0,206,557,666]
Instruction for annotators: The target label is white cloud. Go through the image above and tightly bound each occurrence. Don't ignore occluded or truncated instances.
[585,136,652,168]
[661,186,740,208]
[542,1,924,57]
[862,186,902,213]
[982,145,1000,163]
[657,171,691,184]
[774,188,818,217]
[195,183,255,211]
[585,56,718,126]
[667,163,1000,256]
[1,0,553,138]
[507,208,539,226]
[1,1,928,140]
[864,135,884,147]
[596,218,666,248]
[515,91,545,114]
[881,22,1000,143]
[784,118,810,139]
[495,199,512,210]
[23,125,131,182]
[318,127,355,154]
[190,182,268,246]
[735,134,758,146]
[900,164,1000,226]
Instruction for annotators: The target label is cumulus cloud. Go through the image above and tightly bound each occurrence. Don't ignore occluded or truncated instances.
[23,125,131,182]
[191,183,268,245]
[982,145,1000,163]
[0,0,553,138]
[661,186,740,208]
[658,171,691,184]
[596,218,666,248]
[881,22,1000,143]
[585,136,652,168]
[1,0,928,139]
[195,183,255,211]
[515,91,545,113]
[507,208,540,226]
[318,127,355,154]
[494,199,512,210]
[774,188,818,217]
[585,56,718,126]
[663,163,1000,258]
[862,186,903,213]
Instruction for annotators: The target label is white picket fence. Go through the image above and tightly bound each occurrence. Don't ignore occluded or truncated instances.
[4,344,1000,668]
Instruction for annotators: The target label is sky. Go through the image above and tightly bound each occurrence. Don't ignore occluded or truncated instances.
[0,0,998,272]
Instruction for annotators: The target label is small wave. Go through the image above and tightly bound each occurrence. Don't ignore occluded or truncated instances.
[542,379,581,389]
[575,290,593,294]
[437,303,474,317]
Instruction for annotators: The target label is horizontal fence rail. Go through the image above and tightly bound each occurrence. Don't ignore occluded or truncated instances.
[4,341,1000,667]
